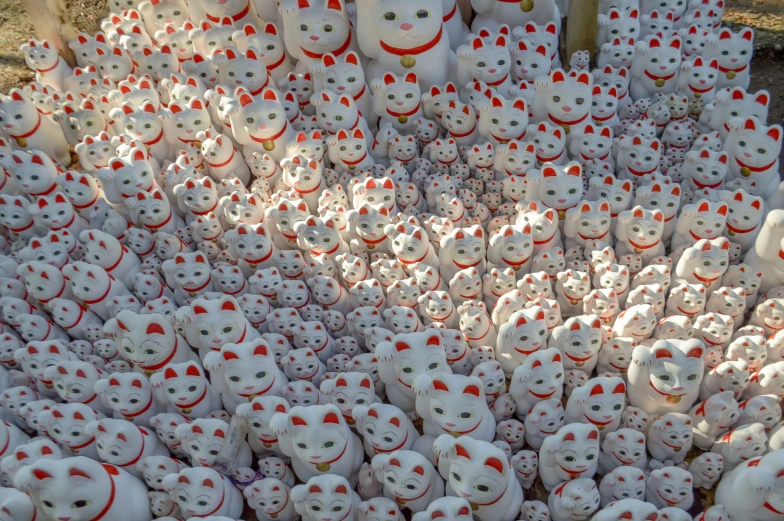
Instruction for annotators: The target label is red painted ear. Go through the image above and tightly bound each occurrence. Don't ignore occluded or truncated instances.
[32,469,53,481]
[463,384,481,397]
[455,444,471,459]
[590,384,604,396]
[587,429,599,440]
[563,432,575,442]
[185,364,201,377]
[613,383,625,394]
[485,456,504,473]
[323,412,340,424]
[146,323,165,335]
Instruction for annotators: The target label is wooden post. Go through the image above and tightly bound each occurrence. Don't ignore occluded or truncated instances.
[566,0,599,70]
[458,0,473,26]
[19,0,78,67]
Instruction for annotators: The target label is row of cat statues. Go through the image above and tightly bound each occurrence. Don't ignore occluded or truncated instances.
[1,0,784,521]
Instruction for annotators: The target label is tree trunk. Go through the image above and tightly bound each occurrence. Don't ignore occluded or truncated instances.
[566,0,599,70]
[19,0,78,67]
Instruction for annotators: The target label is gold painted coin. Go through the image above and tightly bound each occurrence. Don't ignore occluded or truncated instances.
[400,55,416,68]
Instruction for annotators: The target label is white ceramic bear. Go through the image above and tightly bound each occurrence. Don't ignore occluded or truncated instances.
[433,435,523,521]
[13,456,153,521]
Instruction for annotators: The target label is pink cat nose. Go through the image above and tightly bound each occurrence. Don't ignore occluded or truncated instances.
[310,35,320,41]
[396,101,404,106]
[400,23,414,30]
[461,492,471,498]
[245,386,255,390]
[660,66,667,70]
[236,80,243,85]
[489,68,497,73]
[744,152,752,158]
[604,415,612,420]
[699,79,706,84]
[704,229,713,234]
[731,58,738,62]
[558,198,566,203]
[499,128,507,132]
[337,86,345,91]
[259,124,268,130]
[58,517,71,521]
[562,106,573,112]
[177,396,187,401]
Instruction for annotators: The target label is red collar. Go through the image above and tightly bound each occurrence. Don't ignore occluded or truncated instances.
[199,486,227,518]
[342,152,368,166]
[122,394,155,418]
[718,63,748,73]
[243,246,274,265]
[472,484,509,507]
[387,103,421,118]
[267,52,287,71]
[453,257,481,269]
[121,184,153,199]
[536,148,564,163]
[69,436,96,451]
[82,279,114,305]
[447,348,467,364]
[205,147,237,169]
[644,70,676,82]
[61,305,86,330]
[267,490,290,516]
[36,57,61,73]
[352,83,367,102]
[205,0,250,22]
[145,208,173,230]
[38,280,67,304]
[327,115,360,135]
[534,229,557,245]
[237,372,277,397]
[301,30,352,60]
[0,430,9,457]
[116,428,146,468]
[726,221,758,234]
[688,83,714,94]
[429,307,453,323]
[373,431,409,453]
[322,285,344,307]
[50,212,76,231]
[579,230,609,241]
[548,111,588,127]
[28,182,58,198]
[86,465,117,521]
[191,199,219,216]
[492,129,525,144]
[649,380,685,399]
[592,111,616,122]
[7,219,35,233]
[449,121,477,139]
[145,128,165,146]
[443,2,457,21]
[395,480,431,502]
[182,275,212,293]
[9,110,42,140]
[174,385,208,410]
[381,26,443,57]
[73,191,100,211]
[483,73,509,88]
[581,151,610,162]
[224,279,248,296]
[438,154,459,165]
[626,165,657,177]
[503,254,530,267]
[398,249,429,265]
[628,237,660,250]
[691,177,723,189]
[310,440,347,465]
[248,74,271,96]
[736,156,776,173]
[250,120,289,144]
[464,322,492,342]
[293,179,323,195]
[138,338,181,372]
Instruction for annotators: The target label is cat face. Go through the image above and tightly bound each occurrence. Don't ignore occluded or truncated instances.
[512,40,551,82]
[156,361,210,408]
[236,90,288,143]
[217,47,269,94]
[285,405,351,467]
[592,65,629,101]
[291,0,351,57]
[464,35,511,86]
[15,341,71,383]
[599,38,635,69]
[639,36,682,80]
[539,163,583,212]
[39,403,100,450]
[727,117,782,173]
[165,467,229,517]
[551,424,600,475]
[574,377,626,428]
[708,27,753,71]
